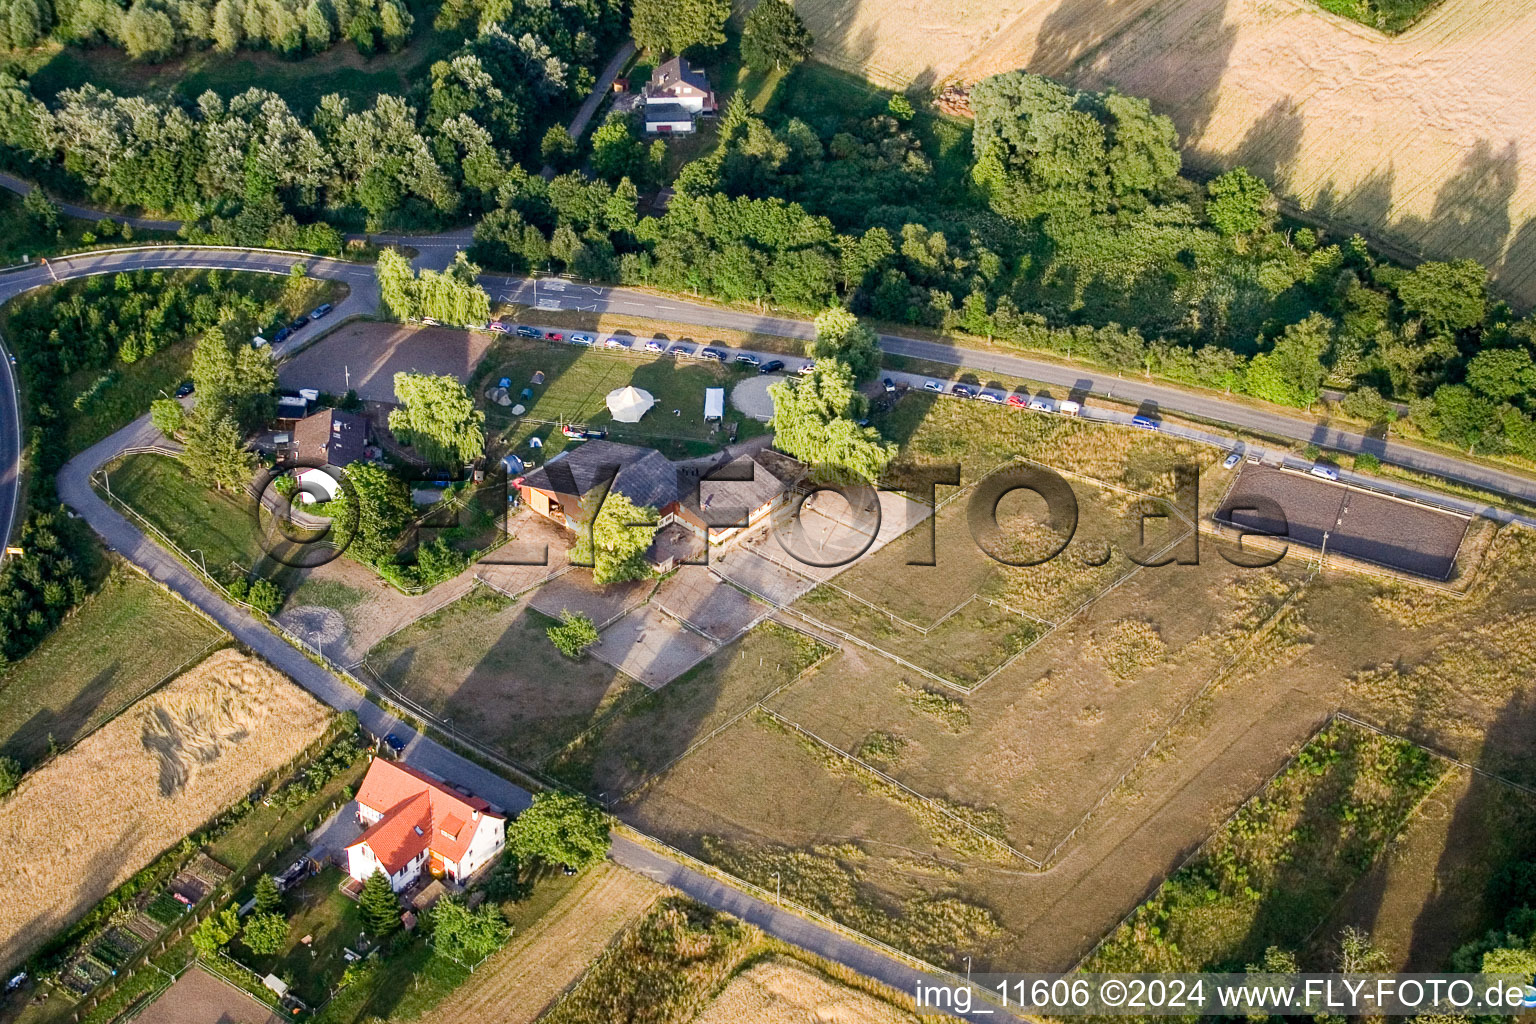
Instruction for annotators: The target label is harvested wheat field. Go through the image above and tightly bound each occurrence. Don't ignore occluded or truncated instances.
[693,957,924,1024]
[0,650,330,968]
[806,0,1536,303]
[420,863,663,1024]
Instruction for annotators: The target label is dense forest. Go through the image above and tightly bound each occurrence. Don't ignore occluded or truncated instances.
[465,72,1536,461]
[0,0,621,233]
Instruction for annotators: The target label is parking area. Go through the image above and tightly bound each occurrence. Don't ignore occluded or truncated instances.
[278,322,494,402]
[1217,464,1469,580]
[589,605,718,689]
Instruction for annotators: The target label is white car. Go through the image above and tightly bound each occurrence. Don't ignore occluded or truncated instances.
[644,339,665,353]
[1310,462,1341,481]
[798,361,816,375]
[604,337,631,349]
[1223,451,1242,469]
[923,380,943,392]
[977,391,1004,404]
[571,333,596,347]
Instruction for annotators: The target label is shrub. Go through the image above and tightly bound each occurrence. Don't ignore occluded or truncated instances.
[546,610,599,659]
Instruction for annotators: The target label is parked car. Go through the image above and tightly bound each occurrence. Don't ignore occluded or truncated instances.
[950,383,977,398]
[605,336,631,349]
[700,347,726,362]
[175,380,194,398]
[1027,397,1055,413]
[978,390,1004,404]
[798,361,816,375]
[759,359,785,374]
[383,733,406,753]
[274,327,292,344]
[1223,451,1242,469]
[545,331,564,341]
[1006,394,1028,408]
[883,378,897,392]
[516,325,541,338]
[489,321,512,334]
[672,345,694,358]
[734,353,760,366]
[644,339,665,352]
[1310,462,1341,481]
[571,333,596,346]
[288,318,308,332]
[421,317,440,326]
[308,303,333,320]
[1131,414,1160,430]
[1059,400,1081,416]
[923,380,943,392]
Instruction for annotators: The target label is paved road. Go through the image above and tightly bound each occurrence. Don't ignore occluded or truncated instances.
[63,411,1018,1023]
[0,172,183,233]
[568,41,637,142]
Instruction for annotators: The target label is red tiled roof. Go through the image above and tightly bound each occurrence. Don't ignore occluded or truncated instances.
[349,759,502,871]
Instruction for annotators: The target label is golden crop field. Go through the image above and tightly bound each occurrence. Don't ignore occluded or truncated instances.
[799,0,1536,303]
[0,650,330,967]
[692,957,925,1024]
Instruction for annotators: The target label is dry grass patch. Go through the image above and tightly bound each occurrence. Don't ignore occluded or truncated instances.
[0,650,329,967]
[692,956,924,1024]
[1092,619,1167,678]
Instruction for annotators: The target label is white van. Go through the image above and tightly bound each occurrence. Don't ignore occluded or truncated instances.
[1059,400,1081,416]
[1310,462,1340,481]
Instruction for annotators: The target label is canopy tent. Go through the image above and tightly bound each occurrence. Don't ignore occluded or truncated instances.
[606,385,656,423]
[704,388,724,421]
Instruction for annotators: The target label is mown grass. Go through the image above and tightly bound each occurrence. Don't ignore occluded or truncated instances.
[1085,719,1445,973]
[0,565,223,768]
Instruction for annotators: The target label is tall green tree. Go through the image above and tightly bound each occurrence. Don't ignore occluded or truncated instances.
[741,0,813,72]
[572,491,658,584]
[253,874,284,915]
[1466,347,1536,402]
[376,248,419,320]
[359,870,402,935]
[546,609,599,658]
[340,462,414,563]
[430,896,510,964]
[151,398,185,439]
[1204,167,1274,236]
[191,906,240,957]
[631,0,728,55]
[769,361,893,483]
[1397,259,1488,336]
[506,791,610,869]
[1243,314,1331,408]
[182,413,257,492]
[388,372,485,467]
[242,912,290,956]
[809,306,880,382]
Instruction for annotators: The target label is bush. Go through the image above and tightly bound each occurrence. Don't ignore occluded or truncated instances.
[1354,452,1381,473]
[245,578,282,615]
[546,610,599,659]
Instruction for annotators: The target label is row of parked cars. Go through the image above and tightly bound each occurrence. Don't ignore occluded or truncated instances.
[270,303,334,345]
[490,323,797,373]
[913,376,1084,415]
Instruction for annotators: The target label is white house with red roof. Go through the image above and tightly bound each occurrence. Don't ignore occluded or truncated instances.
[345,758,506,892]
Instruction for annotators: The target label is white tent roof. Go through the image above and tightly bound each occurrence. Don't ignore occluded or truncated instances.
[704,388,724,420]
[605,385,655,423]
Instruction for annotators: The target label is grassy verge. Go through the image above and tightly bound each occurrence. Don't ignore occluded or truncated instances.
[1084,718,1444,973]
[0,564,224,768]
[1311,0,1445,32]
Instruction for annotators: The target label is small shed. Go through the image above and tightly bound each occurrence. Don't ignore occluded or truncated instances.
[704,388,724,422]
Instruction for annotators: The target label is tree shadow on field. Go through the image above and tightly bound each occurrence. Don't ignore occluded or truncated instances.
[1231,97,1306,194]
[0,663,123,770]
[1402,688,1536,969]
[1026,0,1239,148]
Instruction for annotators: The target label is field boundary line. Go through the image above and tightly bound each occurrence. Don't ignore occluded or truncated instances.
[754,705,1043,868]
[609,642,840,806]
[1067,710,1342,972]
[1040,573,1313,867]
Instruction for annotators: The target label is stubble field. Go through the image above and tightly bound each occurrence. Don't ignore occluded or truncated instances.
[0,650,330,968]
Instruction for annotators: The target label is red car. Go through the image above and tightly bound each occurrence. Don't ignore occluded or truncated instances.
[545,331,563,341]
[1005,394,1028,408]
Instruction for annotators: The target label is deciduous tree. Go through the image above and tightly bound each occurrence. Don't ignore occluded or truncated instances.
[430,896,509,964]
[506,791,610,869]
[388,371,485,467]
[741,0,812,72]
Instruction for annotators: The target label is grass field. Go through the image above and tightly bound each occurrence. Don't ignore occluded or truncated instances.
[417,863,663,1024]
[103,452,315,586]
[0,650,329,971]
[0,566,224,769]
[472,336,765,460]
[546,621,828,795]
[366,587,642,767]
[1085,719,1444,972]
[1312,0,1447,33]
[693,957,923,1024]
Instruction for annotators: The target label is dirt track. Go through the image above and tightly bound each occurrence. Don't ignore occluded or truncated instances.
[805,0,1536,304]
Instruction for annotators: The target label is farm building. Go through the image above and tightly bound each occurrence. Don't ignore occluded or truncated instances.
[345,759,505,892]
[289,409,371,503]
[641,57,715,134]
[514,440,803,570]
